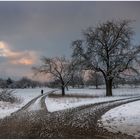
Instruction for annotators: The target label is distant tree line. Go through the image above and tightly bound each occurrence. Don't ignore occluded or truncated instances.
[47,70,105,89]
[0,74,140,91]
[47,71,140,89]
[0,77,47,89]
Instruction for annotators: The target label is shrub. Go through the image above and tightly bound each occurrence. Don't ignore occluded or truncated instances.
[0,89,18,103]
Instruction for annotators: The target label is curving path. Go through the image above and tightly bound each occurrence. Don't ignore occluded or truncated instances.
[0,91,140,138]
[12,90,57,114]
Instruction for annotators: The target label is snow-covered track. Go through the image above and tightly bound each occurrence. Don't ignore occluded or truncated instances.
[12,90,57,115]
[40,90,57,111]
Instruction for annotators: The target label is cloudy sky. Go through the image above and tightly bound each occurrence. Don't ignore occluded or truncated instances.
[0,1,140,80]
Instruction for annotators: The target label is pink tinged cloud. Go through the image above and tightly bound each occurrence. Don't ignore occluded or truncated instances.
[0,41,37,65]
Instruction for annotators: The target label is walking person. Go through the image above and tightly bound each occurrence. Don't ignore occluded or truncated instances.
[41,89,44,95]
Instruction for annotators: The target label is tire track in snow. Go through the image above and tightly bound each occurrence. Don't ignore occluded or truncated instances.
[12,90,57,115]
[27,90,57,112]
[40,93,50,111]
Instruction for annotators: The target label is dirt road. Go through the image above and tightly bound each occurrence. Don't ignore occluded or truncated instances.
[0,92,140,138]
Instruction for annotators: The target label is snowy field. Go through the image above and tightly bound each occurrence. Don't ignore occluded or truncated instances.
[45,87,140,112]
[0,87,140,119]
[99,100,140,138]
[45,96,131,112]
[0,88,52,119]
[0,101,19,119]
[65,87,140,97]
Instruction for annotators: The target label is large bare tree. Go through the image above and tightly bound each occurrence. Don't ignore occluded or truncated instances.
[72,20,140,96]
[33,57,75,96]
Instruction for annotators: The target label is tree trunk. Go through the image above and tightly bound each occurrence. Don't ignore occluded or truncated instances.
[95,82,98,89]
[72,83,75,88]
[95,73,98,89]
[66,86,69,91]
[61,86,65,96]
[105,79,113,96]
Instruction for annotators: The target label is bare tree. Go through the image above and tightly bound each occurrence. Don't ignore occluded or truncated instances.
[70,70,85,88]
[33,57,75,96]
[86,71,104,89]
[72,20,140,96]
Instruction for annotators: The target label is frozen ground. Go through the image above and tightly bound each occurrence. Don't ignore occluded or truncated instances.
[45,96,132,112]
[0,88,52,119]
[99,100,140,138]
[65,87,140,97]
[45,87,140,112]
[27,97,42,111]
[0,101,19,119]
[0,87,140,138]
[14,88,52,104]
[0,87,140,119]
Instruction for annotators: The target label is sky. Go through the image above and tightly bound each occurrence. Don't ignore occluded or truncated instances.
[0,1,140,80]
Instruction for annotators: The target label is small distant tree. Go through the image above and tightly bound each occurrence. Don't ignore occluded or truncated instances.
[69,70,85,88]
[6,77,13,88]
[125,76,140,88]
[47,79,61,88]
[87,71,104,89]
[112,76,124,88]
[72,19,140,96]
[0,79,7,88]
[33,57,76,96]
[18,77,31,88]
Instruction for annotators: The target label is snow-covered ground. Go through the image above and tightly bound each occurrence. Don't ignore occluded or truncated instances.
[27,96,42,111]
[65,87,140,97]
[45,96,130,112]
[0,87,140,119]
[99,100,140,138]
[0,101,20,119]
[13,88,49,105]
[45,87,140,112]
[0,88,52,119]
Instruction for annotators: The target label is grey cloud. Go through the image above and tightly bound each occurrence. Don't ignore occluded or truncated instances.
[0,1,140,79]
